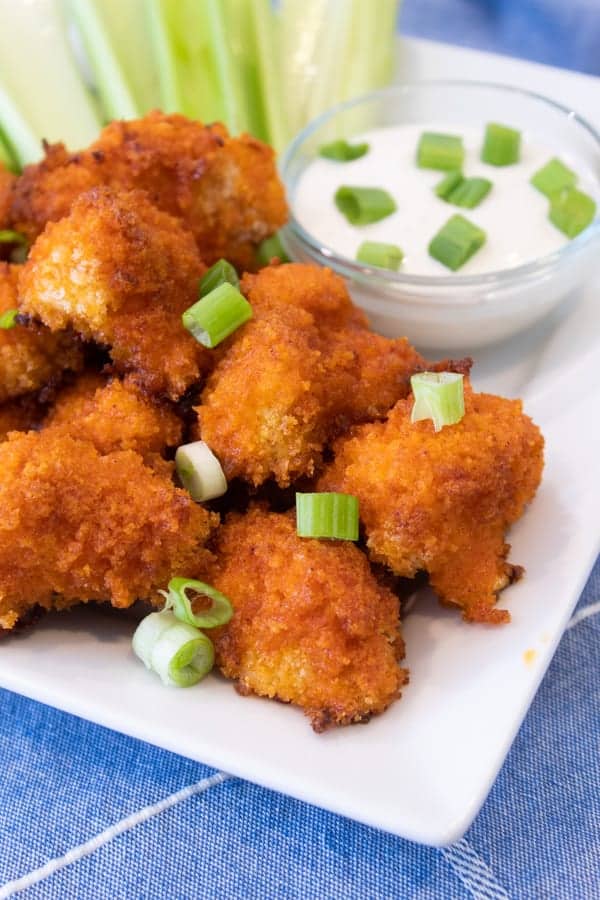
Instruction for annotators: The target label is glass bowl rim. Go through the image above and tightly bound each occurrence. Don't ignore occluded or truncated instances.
[280,79,600,289]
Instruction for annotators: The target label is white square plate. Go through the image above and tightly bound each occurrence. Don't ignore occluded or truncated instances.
[1,39,599,846]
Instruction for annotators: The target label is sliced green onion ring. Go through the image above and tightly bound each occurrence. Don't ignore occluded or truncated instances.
[481,123,521,166]
[0,229,27,245]
[428,214,486,271]
[175,440,227,502]
[417,132,464,171]
[436,175,492,209]
[0,309,18,330]
[132,610,215,687]
[256,232,290,266]
[356,241,403,271]
[161,577,233,629]
[434,170,463,200]
[182,283,253,348]
[199,259,239,297]
[319,139,369,162]
[335,186,396,226]
[549,187,596,239]
[530,158,577,198]
[296,492,359,541]
[410,372,465,432]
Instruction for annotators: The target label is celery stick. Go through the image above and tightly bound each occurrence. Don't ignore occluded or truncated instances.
[0,85,40,169]
[0,0,101,150]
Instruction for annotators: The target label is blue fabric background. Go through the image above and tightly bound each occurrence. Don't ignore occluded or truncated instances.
[1,5,600,898]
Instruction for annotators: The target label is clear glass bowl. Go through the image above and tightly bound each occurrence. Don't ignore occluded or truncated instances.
[280,81,600,350]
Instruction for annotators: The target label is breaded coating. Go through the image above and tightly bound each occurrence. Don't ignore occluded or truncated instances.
[44,373,183,464]
[318,384,544,624]
[0,163,15,229]
[209,507,407,731]
[0,430,217,631]
[0,399,38,441]
[18,188,212,399]
[0,262,82,403]
[10,112,287,269]
[196,305,357,486]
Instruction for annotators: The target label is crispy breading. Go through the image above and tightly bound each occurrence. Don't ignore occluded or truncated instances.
[0,262,82,403]
[0,430,217,631]
[208,506,407,731]
[0,163,15,229]
[10,112,288,269]
[318,384,544,624]
[0,398,38,441]
[18,188,212,399]
[44,373,183,464]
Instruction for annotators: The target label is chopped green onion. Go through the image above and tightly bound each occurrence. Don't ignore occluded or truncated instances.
[428,214,486,271]
[435,170,463,200]
[199,259,239,297]
[175,440,227,502]
[182,283,253,348]
[256,232,291,266]
[481,123,521,166]
[530,158,577,198]
[410,372,465,432]
[0,230,27,245]
[356,241,403,271]
[334,186,396,226]
[296,492,359,541]
[132,610,215,687]
[549,187,596,239]
[160,577,233,629]
[319,139,369,162]
[0,309,18,330]
[417,132,464,171]
[445,177,492,209]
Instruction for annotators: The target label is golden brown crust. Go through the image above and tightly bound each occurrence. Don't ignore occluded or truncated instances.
[318,384,544,624]
[208,506,407,730]
[0,163,16,229]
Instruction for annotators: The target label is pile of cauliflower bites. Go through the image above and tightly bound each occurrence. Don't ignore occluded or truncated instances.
[0,112,543,731]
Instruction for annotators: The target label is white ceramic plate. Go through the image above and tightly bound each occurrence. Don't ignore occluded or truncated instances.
[1,39,599,846]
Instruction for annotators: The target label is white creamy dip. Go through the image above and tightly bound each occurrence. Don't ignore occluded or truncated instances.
[293,123,599,276]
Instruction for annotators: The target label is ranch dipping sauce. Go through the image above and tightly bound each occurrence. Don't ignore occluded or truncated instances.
[293,123,600,276]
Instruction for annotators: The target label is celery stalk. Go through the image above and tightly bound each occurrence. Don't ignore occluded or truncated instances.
[0,85,40,169]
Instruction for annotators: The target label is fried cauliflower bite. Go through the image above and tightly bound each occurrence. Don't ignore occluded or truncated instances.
[10,112,288,269]
[208,507,407,731]
[0,430,217,631]
[44,373,183,464]
[18,188,212,399]
[0,263,82,403]
[318,384,544,624]
[195,305,358,487]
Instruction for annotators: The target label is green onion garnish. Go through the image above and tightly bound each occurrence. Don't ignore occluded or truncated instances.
[132,610,215,687]
[428,214,486,271]
[549,187,597,239]
[296,492,359,541]
[435,173,492,209]
[410,372,465,432]
[0,229,27,245]
[319,139,369,162]
[356,241,403,271]
[530,158,577,198]
[481,123,521,166]
[256,232,290,266]
[0,309,18,329]
[182,283,253,348]
[199,259,239,297]
[175,440,227,502]
[160,577,233,630]
[334,186,397,225]
[417,132,464,171]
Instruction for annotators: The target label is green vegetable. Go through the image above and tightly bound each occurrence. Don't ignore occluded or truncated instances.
[296,492,359,541]
[435,173,492,209]
[132,610,215,687]
[182,283,253,348]
[417,132,464,171]
[428,214,486,271]
[434,171,463,200]
[175,440,228,502]
[160,577,233,629]
[199,259,240,297]
[335,186,397,225]
[410,372,465,432]
[319,139,369,162]
[0,230,27,245]
[481,123,521,166]
[356,241,404,270]
[530,158,577,198]
[549,187,596,238]
[256,233,291,266]
[0,309,18,329]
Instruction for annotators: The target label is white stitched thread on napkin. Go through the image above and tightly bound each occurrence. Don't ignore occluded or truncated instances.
[0,771,230,899]
[441,838,511,900]
[567,599,600,630]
